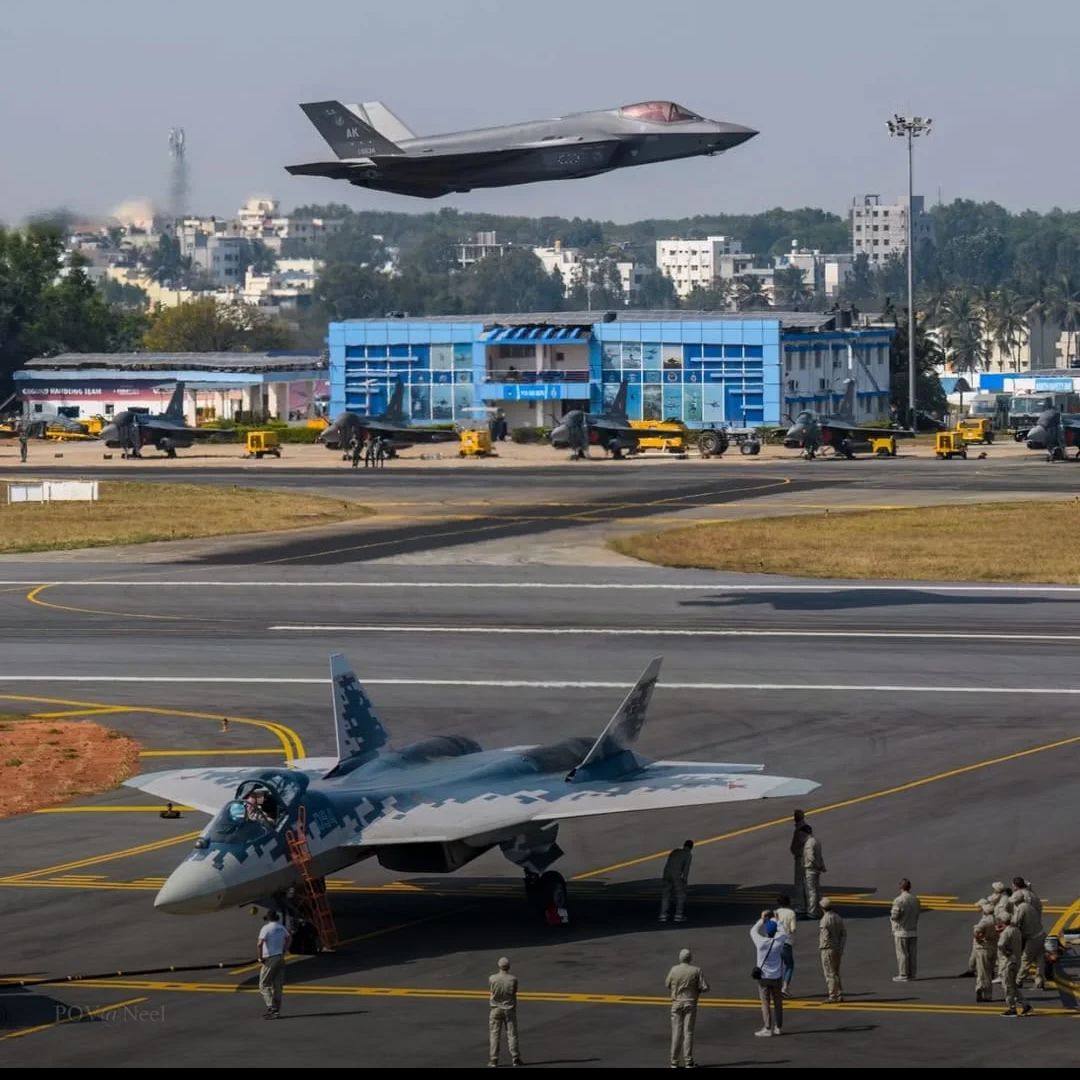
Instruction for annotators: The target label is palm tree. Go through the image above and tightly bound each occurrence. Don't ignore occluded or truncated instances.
[1046,273,1080,366]
[992,288,1028,372]
[734,275,770,311]
[772,266,814,310]
[971,285,999,369]
[948,320,988,375]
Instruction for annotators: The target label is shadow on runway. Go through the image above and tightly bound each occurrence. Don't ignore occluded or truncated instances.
[187,478,832,566]
[681,590,1078,613]
[241,878,887,990]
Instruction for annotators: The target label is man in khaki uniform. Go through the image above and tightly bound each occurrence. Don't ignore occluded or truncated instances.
[659,839,694,923]
[1010,881,1046,991]
[801,826,825,920]
[665,947,710,1068]
[972,902,998,1002]
[996,919,1033,1016]
[488,957,523,1067]
[818,896,847,1002]
[891,878,920,981]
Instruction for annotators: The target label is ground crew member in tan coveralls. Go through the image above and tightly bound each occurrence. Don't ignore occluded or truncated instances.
[665,947,710,1068]
[818,897,846,1002]
[891,878,920,981]
[659,839,693,923]
[1010,880,1046,991]
[488,957,523,1067]
[996,920,1033,1016]
[801,826,825,919]
[972,902,998,1002]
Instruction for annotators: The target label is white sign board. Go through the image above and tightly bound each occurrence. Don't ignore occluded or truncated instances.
[7,481,98,504]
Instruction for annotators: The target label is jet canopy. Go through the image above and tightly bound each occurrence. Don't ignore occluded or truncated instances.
[198,772,307,846]
[792,410,815,424]
[619,101,704,123]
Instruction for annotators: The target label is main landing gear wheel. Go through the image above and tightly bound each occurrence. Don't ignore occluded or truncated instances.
[524,870,568,923]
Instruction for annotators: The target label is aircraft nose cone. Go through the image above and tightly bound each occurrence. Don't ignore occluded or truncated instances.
[100,424,119,443]
[710,122,758,150]
[550,425,568,447]
[154,858,227,914]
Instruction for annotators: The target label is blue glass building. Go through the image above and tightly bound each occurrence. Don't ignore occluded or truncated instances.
[328,311,894,430]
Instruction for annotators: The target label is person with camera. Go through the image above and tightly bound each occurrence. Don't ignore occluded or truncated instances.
[750,910,789,1037]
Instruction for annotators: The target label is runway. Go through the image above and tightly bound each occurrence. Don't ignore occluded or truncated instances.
[0,461,1078,1066]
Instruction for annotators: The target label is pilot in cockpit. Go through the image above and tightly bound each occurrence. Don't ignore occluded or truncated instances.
[243,787,278,826]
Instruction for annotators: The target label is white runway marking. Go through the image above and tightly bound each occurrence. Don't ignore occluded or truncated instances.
[0,676,1075,694]
[267,625,1080,642]
[2,580,1080,594]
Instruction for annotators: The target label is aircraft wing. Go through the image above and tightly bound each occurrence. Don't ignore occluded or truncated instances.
[823,421,914,440]
[123,767,266,815]
[346,761,818,846]
[362,420,458,443]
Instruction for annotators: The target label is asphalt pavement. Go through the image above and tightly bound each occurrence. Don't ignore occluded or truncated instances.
[0,457,1078,1066]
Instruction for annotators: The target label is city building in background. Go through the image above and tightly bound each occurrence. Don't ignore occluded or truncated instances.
[851,194,932,263]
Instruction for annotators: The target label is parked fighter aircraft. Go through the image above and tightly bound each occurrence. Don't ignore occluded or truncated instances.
[550,382,673,460]
[125,654,818,926]
[99,383,220,458]
[318,379,459,453]
[783,379,914,459]
[286,99,757,199]
[1024,408,1080,459]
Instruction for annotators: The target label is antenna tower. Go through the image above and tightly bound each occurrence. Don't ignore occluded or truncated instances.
[167,127,189,222]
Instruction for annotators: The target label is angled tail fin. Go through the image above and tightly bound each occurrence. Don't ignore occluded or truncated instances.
[323,654,390,777]
[836,378,856,423]
[299,101,404,159]
[608,381,629,419]
[350,101,417,143]
[163,382,185,423]
[568,657,662,779]
[381,379,406,422]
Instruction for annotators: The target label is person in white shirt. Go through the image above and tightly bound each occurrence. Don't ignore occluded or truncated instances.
[774,894,798,997]
[750,911,789,1036]
[257,911,292,1018]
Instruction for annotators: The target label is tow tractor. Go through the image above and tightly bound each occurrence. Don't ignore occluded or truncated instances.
[698,425,763,458]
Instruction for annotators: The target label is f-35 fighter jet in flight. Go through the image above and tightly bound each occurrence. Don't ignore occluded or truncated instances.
[287,99,757,199]
[550,382,672,460]
[317,379,459,453]
[783,379,914,459]
[125,654,818,928]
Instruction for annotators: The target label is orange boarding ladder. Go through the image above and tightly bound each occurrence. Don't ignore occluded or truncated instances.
[285,804,340,950]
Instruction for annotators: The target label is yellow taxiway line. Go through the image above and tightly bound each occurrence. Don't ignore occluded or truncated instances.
[32,806,195,814]
[0,831,204,883]
[0,691,304,760]
[574,733,1080,880]
[138,749,283,756]
[29,979,1080,1018]
[0,997,149,1043]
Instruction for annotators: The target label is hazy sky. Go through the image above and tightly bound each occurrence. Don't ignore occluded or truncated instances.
[2,0,1074,225]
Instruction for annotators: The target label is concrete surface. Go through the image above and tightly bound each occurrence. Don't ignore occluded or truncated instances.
[1,568,1078,1066]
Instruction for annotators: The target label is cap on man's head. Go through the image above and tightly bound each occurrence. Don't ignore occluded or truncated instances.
[679,948,692,962]
[684,839,694,849]
[1012,876,1026,889]
[819,897,832,910]
[497,957,510,970]
[765,919,779,936]
[991,881,1005,892]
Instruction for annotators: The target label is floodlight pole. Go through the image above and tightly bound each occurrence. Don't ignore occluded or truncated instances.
[887,115,932,429]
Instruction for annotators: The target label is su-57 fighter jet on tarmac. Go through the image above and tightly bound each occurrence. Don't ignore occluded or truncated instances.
[286,99,758,198]
[126,655,818,927]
